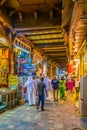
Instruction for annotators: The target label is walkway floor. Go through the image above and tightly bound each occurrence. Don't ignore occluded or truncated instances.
[0,91,87,130]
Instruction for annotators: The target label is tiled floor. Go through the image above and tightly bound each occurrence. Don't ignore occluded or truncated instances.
[0,91,87,130]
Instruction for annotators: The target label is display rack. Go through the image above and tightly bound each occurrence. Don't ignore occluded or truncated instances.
[0,90,18,109]
[0,49,10,88]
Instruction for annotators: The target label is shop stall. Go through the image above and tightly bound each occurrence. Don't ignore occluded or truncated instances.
[0,24,18,111]
[13,38,31,101]
[0,49,10,88]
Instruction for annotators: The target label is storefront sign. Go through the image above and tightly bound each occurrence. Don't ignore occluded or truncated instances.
[8,75,18,90]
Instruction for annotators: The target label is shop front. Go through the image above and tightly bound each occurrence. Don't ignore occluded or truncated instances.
[79,39,87,117]
[70,38,87,117]
[13,37,31,101]
[0,25,12,88]
[0,24,18,111]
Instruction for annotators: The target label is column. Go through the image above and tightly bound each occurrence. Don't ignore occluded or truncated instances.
[80,54,84,76]
[51,65,56,78]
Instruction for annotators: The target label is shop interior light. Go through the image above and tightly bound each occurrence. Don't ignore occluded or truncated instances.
[0,37,6,44]
[14,45,29,54]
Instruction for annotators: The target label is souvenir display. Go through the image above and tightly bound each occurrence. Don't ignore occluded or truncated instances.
[0,49,9,87]
[0,87,18,111]
[14,49,32,100]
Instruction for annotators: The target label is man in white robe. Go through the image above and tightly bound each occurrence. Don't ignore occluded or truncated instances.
[24,76,35,106]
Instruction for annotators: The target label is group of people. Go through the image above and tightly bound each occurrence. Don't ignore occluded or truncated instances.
[24,75,51,111]
[24,75,75,111]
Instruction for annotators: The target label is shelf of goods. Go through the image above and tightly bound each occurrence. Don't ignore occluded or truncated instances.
[0,89,18,111]
[0,49,10,87]
[18,76,28,101]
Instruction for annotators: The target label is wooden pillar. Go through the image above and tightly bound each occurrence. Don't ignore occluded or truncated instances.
[9,32,15,74]
[30,48,34,63]
[10,44,15,74]
[51,65,56,78]
[80,54,84,76]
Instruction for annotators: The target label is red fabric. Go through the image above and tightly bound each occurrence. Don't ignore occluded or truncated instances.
[23,87,27,93]
[68,64,72,73]
[68,81,73,90]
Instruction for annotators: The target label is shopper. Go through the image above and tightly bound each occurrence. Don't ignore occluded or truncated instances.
[59,77,66,100]
[51,76,60,102]
[24,76,36,106]
[35,76,40,85]
[43,75,51,100]
[68,78,73,91]
[36,77,48,111]
[35,76,40,104]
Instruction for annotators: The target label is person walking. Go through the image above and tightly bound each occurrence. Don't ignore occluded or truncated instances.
[35,76,40,104]
[36,77,48,111]
[51,76,60,102]
[59,77,66,100]
[35,76,40,85]
[24,76,36,106]
[43,75,51,100]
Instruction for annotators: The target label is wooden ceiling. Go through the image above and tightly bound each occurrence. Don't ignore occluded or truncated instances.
[69,0,87,55]
[14,26,68,67]
[0,0,74,68]
[1,0,87,69]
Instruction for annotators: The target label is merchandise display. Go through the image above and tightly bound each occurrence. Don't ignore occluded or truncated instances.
[0,88,18,109]
[33,50,43,76]
[14,49,30,76]
[18,76,28,100]
[14,48,33,100]
[0,49,9,87]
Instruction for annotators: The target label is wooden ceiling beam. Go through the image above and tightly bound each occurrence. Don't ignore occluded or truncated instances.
[56,62,68,64]
[35,43,64,47]
[41,46,67,50]
[44,51,66,54]
[31,37,64,41]
[14,26,61,31]
[27,34,63,38]
[19,31,62,36]
[35,40,65,44]
[46,53,66,56]
[52,59,68,61]
[49,56,67,58]
[42,50,66,53]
